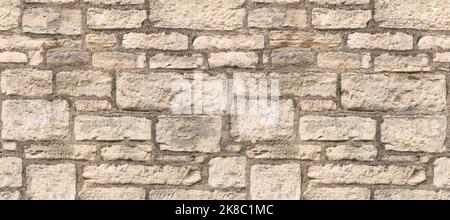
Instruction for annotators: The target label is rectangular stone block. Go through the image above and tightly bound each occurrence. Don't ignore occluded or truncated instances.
[83,164,201,185]
[312,8,371,29]
[74,116,152,141]
[25,144,97,160]
[46,50,90,68]
[347,32,414,50]
[193,35,264,50]
[208,157,246,188]
[87,8,146,29]
[2,100,69,141]
[79,187,146,200]
[122,33,188,50]
[250,164,301,200]
[271,49,315,67]
[375,0,450,30]
[374,54,430,72]
[26,164,76,200]
[148,189,245,200]
[434,158,450,188]
[23,8,82,35]
[149,54,203,69]
[418,35,450,49]
[101,145,153,161]
[375,189,450,200]
[1,69,52,96]
[269,31,342,49]
[304,187,371,200]
[149,0,245,30]
[341,74,446,112]
[0,157,22,188]
[92,52,145,70]
[0,191,20,200]
[0,52,27,63]
[208,52,258,68]
[0,0,21,31]
[248,8,308,28]
[381,116,447,153]
[317,52,370,69]
[73,100,112,112]
[56,70,112,98]
[326,145,377,161]
[247,144,322,161]
[299,100,337,112]
[156,116,222,153]
[299,116,376,141]
[86,33,117,49]
[308,164,426,185]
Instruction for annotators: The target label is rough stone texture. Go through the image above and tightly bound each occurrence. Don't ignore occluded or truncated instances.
[0,157,22,188]
[382,116,447,153]
[56,71,112,97]
[83,164,201,185]
[156,116,222,153]
[149,0,245,30]
[304,187,371,200]
[148,189,245,200]
[1,69,52,96]
[2,0,450,200]
[2,100,70,141]
[375,189,450,200]
[87,8,146,29]
[208,157,246,188]
[23,8,82,35]
[74,116,152,141]
[79,187,146,200]
[26,164,76,200]
[299,116,376,141]
[312,8,371,29]
[375,0,450,30]
[341,74,447,112]
[308,165,426,185]
[250,164,301,200]
[348,32,414,50]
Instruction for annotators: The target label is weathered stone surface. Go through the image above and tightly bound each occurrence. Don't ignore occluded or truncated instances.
[209,157,246,188]
[312,8,371,29]
[25,145,97,160]
[0,191,20,200]
[374,54,430,72]
[194,35,264,50]
[83,164,201,185]
[156,116,222,153]
[273,73,337,98]
[231,99,295,142]
[341,74,446,112]
[247,144,322,160]
[87,8,146,29]
[375,189,450,200]
[92,52,146,70]
[309,0,369,4]
[382,116,447,153]
[149,54,203,69]
[149,0,245,30]
[46,50,90,67]
[0,35,49,50]
[269,31,342,49]
[122,33,188,50]
[86,34,117,49]
[434,53,450,63]
[79,187,146,200]
[1,69,52,96]
[0,52,27,63]
[250,164,301,200]
[375,0,450,30]
[208,52,258,68]
[148,189,245,200]
[29,51,44,66]
[2,100,69,141]
[299,100,337,112]
[101,145,153,161]
[347,32,414,50]
[308,164,426,185]
[0,157,22,188]
[2,143,17,151]
[56,70,112,97]
[23,8,82,35]
[73,100,112,112]
[434,158,450,188]
[252,0,300,3]
[248,8,308,28]
[326,145,377,161]
[317,52,370,69]
[304,187,371,200]
[74,116,152,141]
[418,35,450,49]
[271,49,315,67]
[26,164,76,200]
[0,0,21,31]
[85,0,144,4]
[299,116,376,141]
[26,0,75,2]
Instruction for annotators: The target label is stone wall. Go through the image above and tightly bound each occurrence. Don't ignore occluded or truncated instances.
[1,0,450,200]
